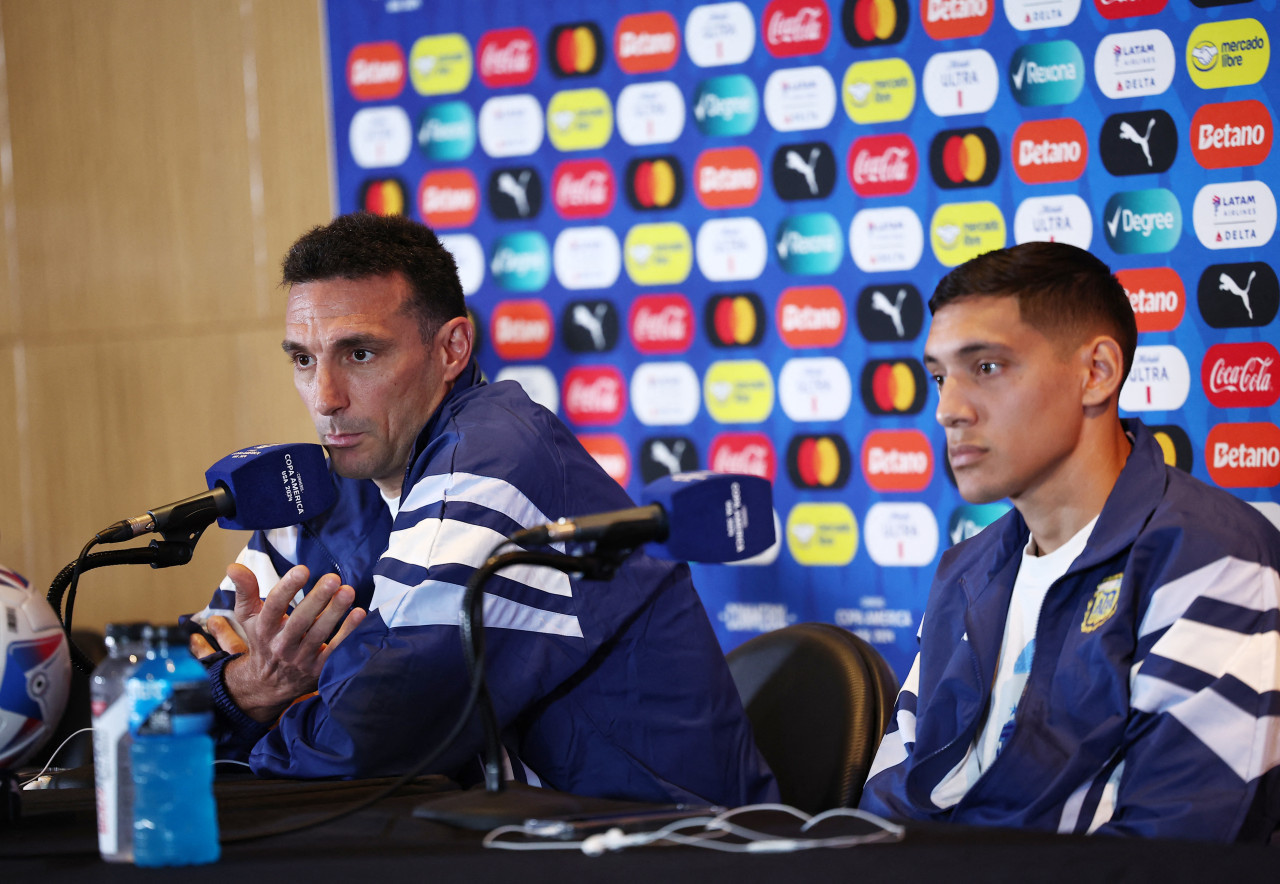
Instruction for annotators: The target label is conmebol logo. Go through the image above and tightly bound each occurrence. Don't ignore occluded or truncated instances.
[1201,342,1280,409]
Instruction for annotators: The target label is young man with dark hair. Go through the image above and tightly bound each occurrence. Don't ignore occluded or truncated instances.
[859,242,1280,842]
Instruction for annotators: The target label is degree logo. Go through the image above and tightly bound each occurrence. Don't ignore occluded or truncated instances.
[630,362,701,427]
[923,49,999,117]
[930,201,1007,267]
[763,0,831,57]
[1191,100,1272,169]
[1012,195,1093,249]
[489,231,550,292]
[693,75,760,137]
[776,286,847,349]
[490,299,553,362]
[786,504,858,567]
[1005,0,1081,31]
[1119,345,1190,412]
[772,141,837,201]
[409,33,472,96]
[562,366,626,426]
[639,436,700,482]
[347,42,406,101]
[1012,118,1088,183]
[1010,40,1085,106]
[864,503,939,568]
[1095,0,1168,19]
[763,66,838,132]
[711,432,777,481]
[860,359,928,416]
[578,434,630,487]
[551,159,613,220]
[786,434,852,489]
[358,178,407,216]
[477,27,538,88]
[842,59,915,124]
[630,294,695,355]
[848,134,918,197]
[929,127,1000,189]
[1202,342,1280,409]
[1206,422,1280,488]
[625,156,684,211]
[546,88,613,152]
[1095,29,1176,99]
[849,206,925,273]
[696,218,769,282]
[705,293,767,348]
[1099,110,1178,176]
[861,430,933,492]
[1102,188,1182,254]
[776,213,844,276]
[418,169,478,229]
[695,146,763,209]
[704,359,776,423]
[1192,181,1277,250]
[417,101,475,162]
[478,94,544,158]
[922,0,995,41]
[562,299,619,353]
[614,12,680,74]
[1148,424,1193,473]
[624,223,694,286]
[548,22,605,78]
[617,82,686,146]
[552,226,621,291]
[841,0,909,47]
[855,282,924,342]
[947,502,1011,546]
[685,1,757,68]
[1197,262,1280,329]
[1116,267,1185,333]
[349,107,412,169]
[489,166,543,221]
[778,357,853,422]
[1187,19,1270,90]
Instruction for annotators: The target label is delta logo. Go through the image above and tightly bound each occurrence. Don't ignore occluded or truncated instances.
[1094,0,1168,20]
[1187,19,1271,90]
[477,27,538,88]
[347,42,406,101]
[630,294,695,354]
[1012,118,1088,183]
[552,226,621,291]
[477,94,544,159]
[705,293,767,348]
[1193,181,1277,250]
[417,169,478,229]
[1005,0,1081,31]
[625,156,684,211]
[711,432,777,481]
[1095,29,1176,99]
[695,147,763,209]
[860,359,928,416]
[1191,100,1273,169]
[763,0,832,57]
[1202,342,1280,409]
[563,366,627,426]
[1117,267,1184,332]
[922,0,995,41]
[579,434,630,486]
[614,12,680,74]
[548,22,605,77]
[358,178,407,216]
[630,362,700,427]
[349,107,412,169]
[1206,422,1280,488]
[841,0,909,47]
[777,286,846,349]
[704,359,776,424]
[929,128,1000,189]
[490,299,553,361]
[861,430,933,492]
[787,434,852,489]
[848,134,917,198]
[1197,262,1280,329]
[552,159,615,219]
[849,206,925,273]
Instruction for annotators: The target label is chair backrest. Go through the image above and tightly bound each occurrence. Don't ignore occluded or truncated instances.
[726,622,900,814]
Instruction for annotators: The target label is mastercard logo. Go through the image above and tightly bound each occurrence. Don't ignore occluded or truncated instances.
[358,178,407,216]
[548,22,605,77]
[930,128,1000,188]
[625,156,684,211]
[578,433,631,487]
[705,293,766,348]
[860,359,927,415]
[1148,424,1193,473]
[843,0,906,46]
[786,434,852,489]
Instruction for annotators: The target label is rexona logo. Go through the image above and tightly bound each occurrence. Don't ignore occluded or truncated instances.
[640,436,700,481]
[777,286,846,349]
[489,231,550,292]
[1013,195,1093,249]
[773,141,837,201]
[418,169,478,229]
[552,159,613,220]
[579,434,630,487]
[477,27,538,88]
[630,362,701,427]
[864,503,939,568]
[1012,118,1087,183]
[1206,422,1280,488]
[842,0,909,47]
[1095,29,1176,99]
[787,434,852,489]
[693,75,759,137]
[626,156,684,211]
[922,0,995,40]
[849,207,924,272]
[1193,181,1277,250]
[764,66,837,132]
[706,293,767,348]
[614,12,680,74]
[562,366,626,427]
[861,429,933,492]
[923,49,999,116]
[786,503,858,567]
[546,88,613,152]
[704,359,776,423]
[856,282,924,341]
[842,59,915,124]
[490,299,553,361]
[697,218,769,282]
[624,223,693,286]
[776,213,843,275]
[1148,424,1193,473]
[409,34,472,95]
[1192,100,1272,169]
[548,22,605,77]
[695,146,763,208]
[489,166,543,221]
[1119,345,1190,412]
[552,226,621,291]
[779,357,853,422]
[931,201,1006,267]
[1010,40,1085,106]
[849,134,917,197]
[1202,342,1280,409]
[349,107,412,169]
[685,1,757,68]
[763,0,831,57]
[1197,262,1280,329]
[711,432,777,481]
[861,359,928,415]
[359,178,407,216]
[1187,19,1270,90]
[562,299,619,353]
[417,101,475,162]
[1116,267,1184,333]
[1095,0,1168,20]
[478,94,544,158]
[617,82,686,146]
[348,42,406,101]
[929,127,1000,189]
[1099,109,1178,176]
[630,294,695,355]
[1102,188,1182,254]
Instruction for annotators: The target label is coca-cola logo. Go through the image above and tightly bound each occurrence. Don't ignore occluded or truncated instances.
[848,134,918,197]
[629,294,694,354]
[710,432,777,482]
[763,0,832,57]
[347,42,406,102]
[552,159,616,219]
[562,366,626,426]
[1202,342,1280,408]
[478,28,538,88]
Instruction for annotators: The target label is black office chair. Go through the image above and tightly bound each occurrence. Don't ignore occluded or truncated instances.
[727,622,900,814]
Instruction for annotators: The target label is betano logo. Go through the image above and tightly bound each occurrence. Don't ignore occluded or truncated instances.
[923,49,999,117]
[417,169,477,229]
[614,12,680,73]
[417,101,475,162]
[630,294,695,354]
[347,42,406,101]
[705,293,766,348]
[1009,40,1084,106]
[1187,19,1270,89]
[860,359,927,415]
[786,503,858,566]
[842,59,915,124]
[763,0,831,57]
[848,134,917,197]
[563,367,626,426]
[704,359,775,423]
[843,0,908,47]
[684,1,757,68]
[489,231,550,292]
[358,178,407,216]
[930,202,1006,266]
[1191,100,1273,169]
[776,213,843,275]
[1117,267,1185,332]
[861,430,933,492]
[697,217,768,282]
[624,223,693,286]
[922,0,995,41]
[579,434,630,486]
[626,156,684,211]
[1096,29,1176,99]
[1202,342,1280,409]
[490,299,553,361]
[787,434,851,489]
[693,75,760,136]
[694,146,763,208]
[1192,180,1277,250]
[552,159,614,219]
[711,432,777,481]
[409,33,472,96]
[778,357,852,422]
[1206,422,1280,488]
[617,82,686,146]
[1012,118,1088,183]
[776,286,846,349]
[477,27,538,88]
[546,88,612,152]
[929,127,1000,189]
[1102,188,1182,254]
[548,22,605,77]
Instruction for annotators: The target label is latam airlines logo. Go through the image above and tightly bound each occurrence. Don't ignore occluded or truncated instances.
[1187,19,1270,89]
[777,286,846,348]
[1197,262,1280,329]
[1094,0,1168,20]
[1005,0,1080,31]
[418,169,478,229]
[350,107,412,169]
[477,28,538,88]
[776,213,843,275]
[706,293,767,348]
[848,134,917,197]
[614,12,680,73]
[861,430,933,492]
[562,366,626,426]
[1099,110,1178,176]
[1191,101,1272,169]
[1206,423,1280,489]
[1116,267,1184,333]
[763,0,831,57]
[711,432,777,481]
[1202,343,1280,409]
[552,159,614,219]
[841,0,909,47]
[1192,181,1277,250]
[562,300,619,353]
[923,49,999,116]
[922,0,994,40]
[773,142,837,201]
[697,217,769,282]
[490,299,553,361]
[548,22,605,77]
[631,363,701,426]
[842,59,915,124]
[849,207,924,272]
[1010,40,1085,106]
[626,156,684,211]
[489,166,543,221]
[630,294,695,354]
[617,82,686,146]
[693,75,760,137]
[787,434,851,489]
[1119,345,1190,412]
[856,283,924,341]
[1013,195,1093,249]
[478,95,544,158]
[418,101,475,162]
[1102,189,1181,254]
[552,226,621,291]
[764,66,837,132]
[929,128,1000,189]
[695,147,763,208]
[685,1,757,68]
[347,42,406,101]
[1095,29,1176,99]
[861,359,928,415]
[1012,118,1087,183]
[409,34,472,96]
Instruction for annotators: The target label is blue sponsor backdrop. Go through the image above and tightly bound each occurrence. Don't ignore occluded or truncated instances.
[324,0,1279,678]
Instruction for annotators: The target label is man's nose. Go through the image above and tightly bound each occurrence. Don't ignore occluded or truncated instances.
[935,378,974,428]
[313,363,348,415]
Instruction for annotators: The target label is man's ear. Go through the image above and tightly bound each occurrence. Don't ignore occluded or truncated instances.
[1081,335,1125,408]
[437,316,474,382]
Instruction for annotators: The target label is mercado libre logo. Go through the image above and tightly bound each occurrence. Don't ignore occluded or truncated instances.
[787,434,852,490]
[704,359,776,424]
[1187,19,1271,89]
[548,22,605,77]
[842,59,915,124]
[347,42,406,101]
[625,156,684,211]
[860,359,928,416]
[929,127,1000,189]
[841,0,909,47]
[786,503,858,567]
[409,33,472,96]
[705,293,767,348]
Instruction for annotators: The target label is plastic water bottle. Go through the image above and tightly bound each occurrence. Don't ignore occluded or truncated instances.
[90,622,145,862]
[127,624,220,867]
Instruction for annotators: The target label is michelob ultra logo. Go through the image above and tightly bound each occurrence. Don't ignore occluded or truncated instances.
[1009,40,1084,106]
[359,178,407,216]
[778,357,853,422]
[1012,118,1087,183]
[685,1,757,68]
[417,101,475,162]
[616,82,686,146]
[490,299,553,361]
[695,146,763,208]
[861,429,933,492]
[786,503,858,566]
[1012,195,1093,250]
[1116,267,1185,333]
[711,432,777,481]
[861,359,928,416]
[489,231,550,292]
[863,503,939,568]
[626,156,684,211]
[409,34,472,95]
[624,223,693,285]
[1102,189,1182,254]
[842,59,915,124]
[579,434,630,486]
[418,169,478,229]
[776,213,843,275]
[763,0,832,57]
[349,107,412,169]
[1095,29,1176,99]
[706,293,767,347]
[1187,19,1270,89]
[930,201,1006,267]
[347,42,406,101]
[922,0,994,40]
[776,286,846,349]
[693,75,759,136]
[922,49,999,117]
[546,88,613,152]
[787,434,852,489]
[477,27,538,89]
[549,22,605,77]
[929,127,1000,189]
[1119,345,1190,412]
[1202,342,1280,409]
[842,0,909,47]
[1206,422,1280,488]
[614,11,680,73]
[704,359,776,423]
[1191,100,1273,169]
[1193,180,1277,250]
[696,218,768,282]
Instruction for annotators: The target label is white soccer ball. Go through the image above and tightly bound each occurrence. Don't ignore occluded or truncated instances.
[0,567,71,770]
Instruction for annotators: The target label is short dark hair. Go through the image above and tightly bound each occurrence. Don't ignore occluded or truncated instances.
[929,242,1137,381]
[281,212,466,341]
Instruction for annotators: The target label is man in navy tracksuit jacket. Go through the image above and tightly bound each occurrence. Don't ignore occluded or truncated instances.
[859,243,1280,842]
[191,213,776,807]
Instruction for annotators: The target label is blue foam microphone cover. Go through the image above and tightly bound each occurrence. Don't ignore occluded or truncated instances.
[640,472,775,563]
[204,443,337,531]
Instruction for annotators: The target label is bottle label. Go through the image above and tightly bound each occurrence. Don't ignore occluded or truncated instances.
[93,696,130,855]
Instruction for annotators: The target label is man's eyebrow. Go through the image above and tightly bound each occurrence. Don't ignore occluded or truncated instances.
[923,341,1014,365]
[281,333,391,355]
